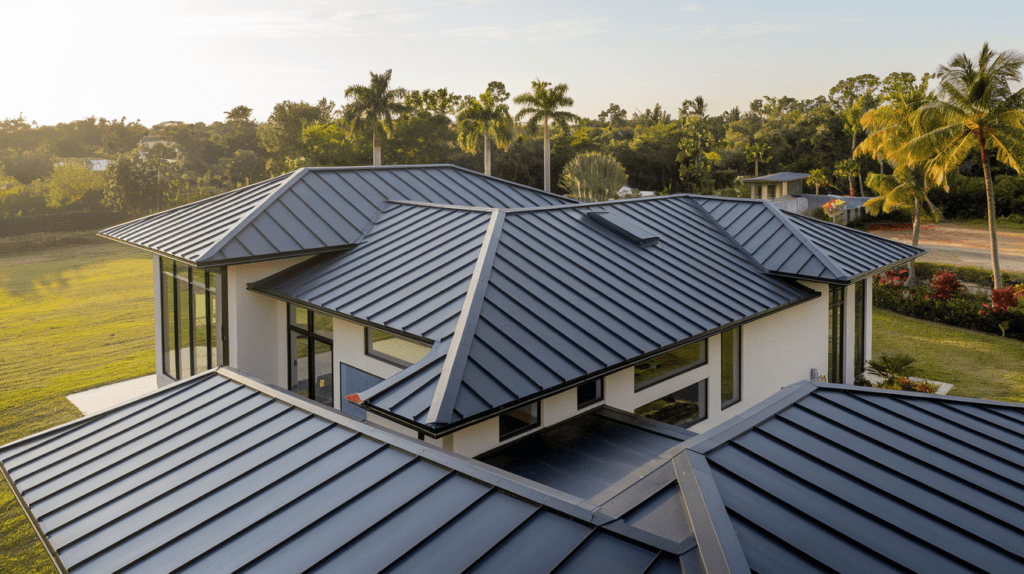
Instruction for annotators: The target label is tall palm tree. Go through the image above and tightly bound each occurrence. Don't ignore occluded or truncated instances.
[857,73,941,276]
[514,80,578,192]
[456,85,513,176]
[343,69,408,166]
[911,43,1024,289]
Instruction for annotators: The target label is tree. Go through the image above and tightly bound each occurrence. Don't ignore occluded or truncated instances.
[457,83,513,176]
[259,99,335,173]
[44,162,107,210]
[912,43,1024,288]
[598,103,628,128]
[829,74,880,195]
[677,96,721,193]
[744,141,772,177]
[559,152,628,202]
[806,168,829,195]
[833,159,859,195]
[514,79,578,193]
[857,72,939,274]
[224,106,253,122]
[344,69,408,166]
[104,151,179,214]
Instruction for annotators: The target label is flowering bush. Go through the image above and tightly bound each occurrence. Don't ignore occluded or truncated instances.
[981,285,1023,316]
[878,267,909,288]
[823,198,846,217]
[876,376,939,393]
[930,270,963,300]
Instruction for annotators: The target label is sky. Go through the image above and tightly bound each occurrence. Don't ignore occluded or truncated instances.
[2,0,1023,127]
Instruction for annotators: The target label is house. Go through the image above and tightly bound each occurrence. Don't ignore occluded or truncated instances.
[742,172,809,200]
[2,165,956,572]
[94,164,921,457]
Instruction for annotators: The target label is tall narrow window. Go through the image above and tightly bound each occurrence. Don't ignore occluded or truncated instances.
[854,280,866,376]
[721,327,741,409]
[289,305,334,406]
[160,258,219,380]
[828,285,846,384]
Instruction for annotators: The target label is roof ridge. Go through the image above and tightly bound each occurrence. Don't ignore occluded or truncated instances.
[426,210,507,425]
[683,196,776,278]
[761,200,850,282]
[194,167,311,263]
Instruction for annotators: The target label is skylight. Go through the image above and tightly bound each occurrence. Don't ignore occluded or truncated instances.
[585,210,660,246]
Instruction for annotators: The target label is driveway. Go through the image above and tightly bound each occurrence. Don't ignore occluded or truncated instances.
[867,223,1024,273]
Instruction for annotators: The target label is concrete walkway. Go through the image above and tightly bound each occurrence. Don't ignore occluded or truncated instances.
[66,374,159,415]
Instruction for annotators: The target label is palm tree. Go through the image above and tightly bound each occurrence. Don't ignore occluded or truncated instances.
[744,141,772,177]
[911,43,1024,288]
[514,80,578,192]
[857,73,940,282]
[343,69,408,166]
[833,159,859,196]
[456,84,513,176]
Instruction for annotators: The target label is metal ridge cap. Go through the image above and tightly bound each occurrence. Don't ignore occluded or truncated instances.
[761,200,851,282]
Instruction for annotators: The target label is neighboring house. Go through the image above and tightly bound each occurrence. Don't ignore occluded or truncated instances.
[2,165,956,573]
[742,172,808,200]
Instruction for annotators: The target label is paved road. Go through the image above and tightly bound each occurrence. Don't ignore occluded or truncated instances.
[869,224,1024,273]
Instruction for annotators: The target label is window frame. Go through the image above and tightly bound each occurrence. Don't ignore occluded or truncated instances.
[160,258,218,381]
[854,279,867,376]
[577,378,604,410]
[633,339,708,392]
[828,284,846,384]
[635,378,708,429]
[287,304,334,405]
[721,327,742,410]
[498,402,541,441]
[364,327,431,368]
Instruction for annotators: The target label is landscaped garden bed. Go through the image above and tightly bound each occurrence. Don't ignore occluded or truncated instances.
[873,264,1024,341]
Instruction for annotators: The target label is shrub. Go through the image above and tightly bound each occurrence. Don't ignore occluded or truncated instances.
[930,270,963,300]
[878,267,909,288]
[866,352,918,379]
[981,285,1023,317]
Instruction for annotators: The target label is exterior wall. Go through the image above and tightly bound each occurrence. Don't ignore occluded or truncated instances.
[227,256,311,388]
[332,317,406,411]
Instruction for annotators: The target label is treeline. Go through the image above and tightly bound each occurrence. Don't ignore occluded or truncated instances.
[1,72,1021,219]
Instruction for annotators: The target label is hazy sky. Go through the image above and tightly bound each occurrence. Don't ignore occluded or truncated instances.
[3,1,1023,127]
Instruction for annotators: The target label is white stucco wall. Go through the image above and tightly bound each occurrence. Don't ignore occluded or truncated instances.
[226,256,311,388]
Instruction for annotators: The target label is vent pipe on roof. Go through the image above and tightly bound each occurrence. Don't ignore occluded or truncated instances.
[585,211,659,247]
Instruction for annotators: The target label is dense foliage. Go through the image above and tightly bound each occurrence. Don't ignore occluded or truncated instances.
[1,59,1022,219]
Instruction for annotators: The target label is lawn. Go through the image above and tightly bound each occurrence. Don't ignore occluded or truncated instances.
[0,238,153,574]
[873,308,1024,402]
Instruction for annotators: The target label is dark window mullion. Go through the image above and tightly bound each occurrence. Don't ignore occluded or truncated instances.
[172,262,181,380]
[189,267,197,376]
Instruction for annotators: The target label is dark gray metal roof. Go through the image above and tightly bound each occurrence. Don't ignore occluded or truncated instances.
[674,380,1024,573]
[0,369,687,574]
[696,196,924,284]
[99,165,575,267]
[350,197,816,434]
[478,407,692,501]
[250,203,494,341]
[783,211,925,282]
[740,172,810,184]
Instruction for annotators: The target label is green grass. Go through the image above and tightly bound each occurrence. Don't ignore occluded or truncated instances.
[950,217,1024,233]
[873,308,1024,402]
[0,241,153,574]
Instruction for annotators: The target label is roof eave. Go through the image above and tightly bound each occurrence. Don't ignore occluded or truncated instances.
[360,287,822,439]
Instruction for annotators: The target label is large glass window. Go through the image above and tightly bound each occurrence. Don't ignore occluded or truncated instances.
[635,379,708,428]
[854,280,866,376]
[721,327,741,409]
[339,364,383,420]
[365,327,431,367]
[828,284,846,384]
[289,305,334,406]
[499,402,540,441]
[160,258,218,380]
[634,339,707,391]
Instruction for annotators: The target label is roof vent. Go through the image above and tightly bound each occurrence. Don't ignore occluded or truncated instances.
[585,211,660,247]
